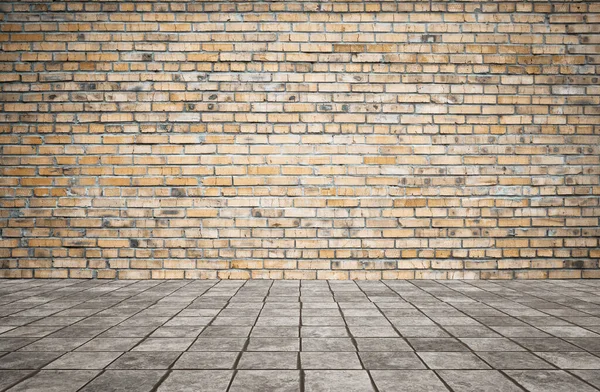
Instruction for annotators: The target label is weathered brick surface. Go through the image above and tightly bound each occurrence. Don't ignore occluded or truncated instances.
[0,1,599,279]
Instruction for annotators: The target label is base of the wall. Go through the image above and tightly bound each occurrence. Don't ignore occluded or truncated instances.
[1,269,599,280]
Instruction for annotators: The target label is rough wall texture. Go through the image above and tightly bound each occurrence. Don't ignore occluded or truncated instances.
[1,1,599,280]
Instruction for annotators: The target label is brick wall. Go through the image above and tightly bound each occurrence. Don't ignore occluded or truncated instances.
[1,1,599,280]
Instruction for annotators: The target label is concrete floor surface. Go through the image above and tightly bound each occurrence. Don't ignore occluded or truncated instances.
[0,279,599,391]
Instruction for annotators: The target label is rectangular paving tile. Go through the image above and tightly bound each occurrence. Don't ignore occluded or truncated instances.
[133,338,194,352]
[237,352,298,370]
[247,337,299,351]
[18,337,90,351]
[173,351,237,369]
[6,370,100,392]
[156,370,233,392]
[189,338,247,352]
[76,337,142,351]
[301,352,362,369]
[417,352,491,370]
[361,351,426,370]
[506,370,599,392]
[301,338,356,352]
[79,370,166,392]
[437,370,524,392]
[371,370,449,392]
[305,370,375,392]
[45,352,122,370]
[0,370,35,391]
[0,352,63,369]
[229,370,300,392]
[476,351,554,369]
[459,338,526,352]
[534,352,600,369]
[108,352,180,370]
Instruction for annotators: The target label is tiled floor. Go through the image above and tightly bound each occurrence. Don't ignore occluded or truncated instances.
[0,279,599,392]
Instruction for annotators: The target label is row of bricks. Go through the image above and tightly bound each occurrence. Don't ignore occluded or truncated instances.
[1,115,598,126]
[0,36,592,45]
[2,247,598,260]
[2,54,598,67]
[2,257,599,269]
[2,238,599,249]
[2,79,598,92]
[1,135,599,145]
[1,268,599,280]
[3,104,600,115]
[2,185,596,195]
[3,12,599,23]
[2,179,599,189]
[2,216,599,226]
[4,2,595,13]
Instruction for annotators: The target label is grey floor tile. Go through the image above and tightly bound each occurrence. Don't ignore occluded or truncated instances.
[408,338,469,352]
[108,352,180,369]
[476,351,554,369]
[344,317,391,326]
[189,338,246,351]
[0,338,37,351]
[512,338,583,352]
[570,370,600,389]
[174,352,237,369]
[459,338,526,352]
[99,326,156,338]
[247,338,299,351]
[417,352,491,370]
[76,337,142,351]
[371,370,449,392]
[539,326,599,338]
[164,317,212,327]
[229,370,300,392]
[302,317,346,326]
[437,370,524,392]
[256,317,300,327]
[564,338,600,351]
[349,326,399,337]
[301,338,356,352]
[251,327,299,337]
[305,370,375,392]
[211,317,257,326]
[490,326,551,338]
[0,326,61,338]
[534,352,600,369]
[444,326,501,338]
[301,326,348,338]
[355,337,413,351]
[200,326,252,338]
[45,351,122,370]
[156,370,233,392]
[133,338,194,352]
[150,326,204,338]
[6,370,100,392]
[395,326,450,338]
[506,370,599,392]
[0,352,62,369]
[80,370,165,392]
[389,317,436,326]
[237,351,298,369]
[18,337,90,351]
[301,352,362,369]
[0,370,35,390]
[360,352,426,370]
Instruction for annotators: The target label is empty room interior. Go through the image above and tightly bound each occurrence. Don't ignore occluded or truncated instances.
[0,0,599,391]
